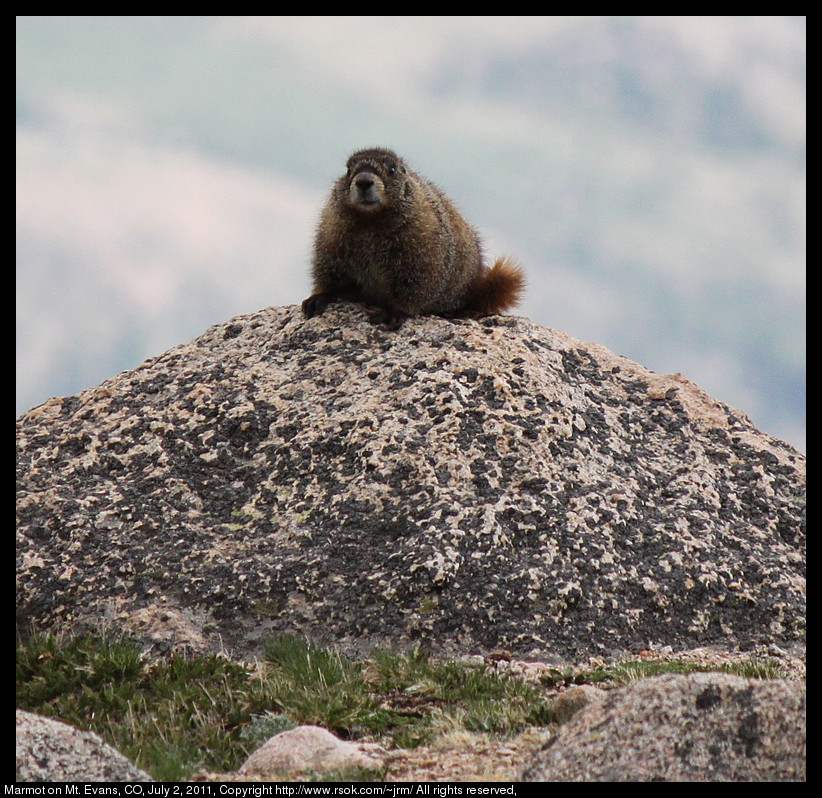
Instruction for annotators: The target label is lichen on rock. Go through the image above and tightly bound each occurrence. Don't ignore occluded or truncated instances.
[16,304,805,663]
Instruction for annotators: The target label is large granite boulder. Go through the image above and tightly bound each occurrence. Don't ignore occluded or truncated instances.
[522,672,805,782]
[16,304,805,662]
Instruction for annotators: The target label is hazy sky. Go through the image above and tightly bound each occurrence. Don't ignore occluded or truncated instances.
[17,16,805,450]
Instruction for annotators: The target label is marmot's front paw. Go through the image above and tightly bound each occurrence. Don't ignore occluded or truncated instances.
[368,308,408,330]
[302,294,331,319]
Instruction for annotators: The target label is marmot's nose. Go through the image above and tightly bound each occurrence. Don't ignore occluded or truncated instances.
[354,174,375,192]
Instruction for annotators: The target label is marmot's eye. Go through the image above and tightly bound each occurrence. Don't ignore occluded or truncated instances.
[386,164,396,176]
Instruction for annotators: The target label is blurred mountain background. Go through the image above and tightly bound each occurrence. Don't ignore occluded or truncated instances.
[16,16,805,451]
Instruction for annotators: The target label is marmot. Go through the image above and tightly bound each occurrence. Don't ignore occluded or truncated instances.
[302,148,525,329]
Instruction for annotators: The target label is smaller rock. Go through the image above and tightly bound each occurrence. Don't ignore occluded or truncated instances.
[239,725,384,778]
[16,710,152,782]
[551,685,607,724]
[126,602,212,656]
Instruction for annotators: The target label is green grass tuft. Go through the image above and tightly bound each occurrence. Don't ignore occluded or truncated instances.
[17,630,267,779]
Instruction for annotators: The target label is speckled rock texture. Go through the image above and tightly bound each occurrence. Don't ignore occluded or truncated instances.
[239,725,384,778]
[16,304,805,662]
[521,672,806,781]
[16,710,152,782]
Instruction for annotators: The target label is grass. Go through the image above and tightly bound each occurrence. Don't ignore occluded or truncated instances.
[16,630,269,781]
[16,629,793,781]
[258,635,553,745]
[536,656,791,689]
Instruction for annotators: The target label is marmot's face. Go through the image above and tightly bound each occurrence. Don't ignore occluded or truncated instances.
[339,148,406,216]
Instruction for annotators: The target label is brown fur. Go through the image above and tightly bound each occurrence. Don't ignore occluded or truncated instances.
[302,148,525,329]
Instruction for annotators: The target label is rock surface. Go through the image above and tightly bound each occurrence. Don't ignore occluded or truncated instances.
[16,710,152,782]
[550,684,608,723]
[521,672,805,782]
[239,725,384,778]
[16,304,805,662]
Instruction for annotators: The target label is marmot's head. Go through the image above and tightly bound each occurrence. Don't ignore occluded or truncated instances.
[336,148,408,215]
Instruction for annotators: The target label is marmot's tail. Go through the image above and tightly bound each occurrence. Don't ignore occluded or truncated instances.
[463,257,526,316]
